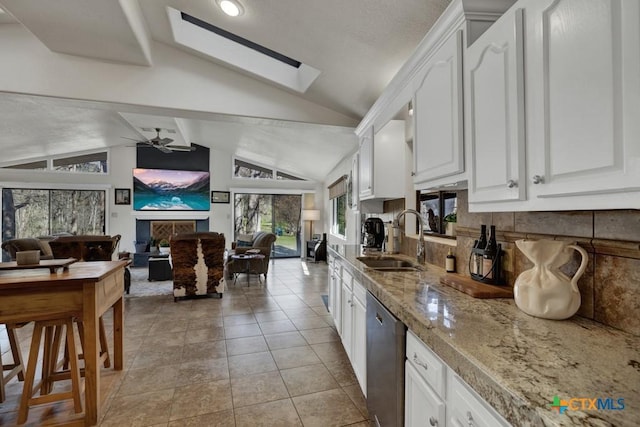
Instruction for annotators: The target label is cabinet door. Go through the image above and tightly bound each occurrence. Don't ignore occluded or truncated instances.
[358,128,374,199]
[447,372,510,427]
[466,8,526,203]
[340,281,353,359]
[352,289,367,396]
[525,0,640,201]
[405,362,446,427]
[413,29,464,184]
[350,152,359,209]
[330,263,342,335]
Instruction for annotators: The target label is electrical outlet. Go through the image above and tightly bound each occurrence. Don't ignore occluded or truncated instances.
[502,247,514,272]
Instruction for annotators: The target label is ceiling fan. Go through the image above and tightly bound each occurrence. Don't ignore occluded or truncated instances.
[123,128,195,153]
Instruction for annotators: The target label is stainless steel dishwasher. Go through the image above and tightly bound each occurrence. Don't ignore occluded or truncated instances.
[366,291,406,427]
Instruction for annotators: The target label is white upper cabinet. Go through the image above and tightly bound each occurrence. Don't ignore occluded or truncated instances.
[466,8,526,204]
[413,30,465,186]
[524,0,640,208]
[467,0,640,211]
[358,128,374,199]
[359,121,406,201]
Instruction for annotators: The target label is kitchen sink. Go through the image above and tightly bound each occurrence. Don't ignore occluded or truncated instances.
[357,256,423,271]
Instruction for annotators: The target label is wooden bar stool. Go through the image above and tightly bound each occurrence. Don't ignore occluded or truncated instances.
[62,316,111,373]
[0,323,26,403]
[18,317,82,425]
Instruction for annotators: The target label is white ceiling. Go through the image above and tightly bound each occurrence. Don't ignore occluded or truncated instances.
[0,0,451,181]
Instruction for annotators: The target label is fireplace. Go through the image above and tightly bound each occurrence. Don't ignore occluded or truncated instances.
[134,218,209,266]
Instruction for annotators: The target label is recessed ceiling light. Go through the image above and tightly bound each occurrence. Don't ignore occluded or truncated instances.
[217,0,243,17]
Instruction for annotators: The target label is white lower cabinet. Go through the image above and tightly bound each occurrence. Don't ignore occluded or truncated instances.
[351,280,367,396]
[447,371,510,427]
[405,330,510,427]
[337,267,367,396]
[340,271,353,357]
[405,362,446,427]
[328,257,342,335]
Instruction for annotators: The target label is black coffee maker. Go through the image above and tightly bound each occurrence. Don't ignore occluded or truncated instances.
[362,217,385,250]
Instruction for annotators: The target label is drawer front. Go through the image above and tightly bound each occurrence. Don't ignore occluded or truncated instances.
[406,330,446,398]
[353,279,366,306]
[334,260,342,277]
[448,372,510,427]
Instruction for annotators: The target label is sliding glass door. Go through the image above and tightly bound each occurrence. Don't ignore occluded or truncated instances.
[233,193,302,258]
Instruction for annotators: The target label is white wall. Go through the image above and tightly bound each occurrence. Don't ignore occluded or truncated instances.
[0,145,323,254]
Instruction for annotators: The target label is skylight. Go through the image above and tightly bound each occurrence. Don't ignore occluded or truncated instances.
[167,7,320,93]
[181,12,301,69]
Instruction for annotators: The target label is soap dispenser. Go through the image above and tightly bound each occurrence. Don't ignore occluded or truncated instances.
[386,221,400,254]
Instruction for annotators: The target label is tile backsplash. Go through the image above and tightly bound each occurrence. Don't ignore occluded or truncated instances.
[402,190,640,336]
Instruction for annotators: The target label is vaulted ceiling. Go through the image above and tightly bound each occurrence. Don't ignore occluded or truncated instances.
[0,0,451,180]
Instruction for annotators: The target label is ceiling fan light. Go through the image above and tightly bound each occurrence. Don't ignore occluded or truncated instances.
[218,0,243,17]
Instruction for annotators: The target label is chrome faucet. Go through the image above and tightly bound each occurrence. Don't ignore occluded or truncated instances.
[395,209,426,264]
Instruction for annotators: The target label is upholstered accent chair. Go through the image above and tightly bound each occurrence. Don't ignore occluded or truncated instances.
[226,231,276,279]
[1,238,55,261]
[170,232,225,301]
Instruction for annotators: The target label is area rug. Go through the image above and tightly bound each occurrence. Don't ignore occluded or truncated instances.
[321,294,329,312]
[127,267,173,296]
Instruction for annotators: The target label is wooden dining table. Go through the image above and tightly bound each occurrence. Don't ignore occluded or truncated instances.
[0,260,127,426]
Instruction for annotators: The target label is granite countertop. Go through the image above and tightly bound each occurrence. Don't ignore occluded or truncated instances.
[328,244,640,427]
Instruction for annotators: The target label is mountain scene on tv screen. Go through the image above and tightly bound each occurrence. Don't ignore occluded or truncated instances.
[133,169,210,211]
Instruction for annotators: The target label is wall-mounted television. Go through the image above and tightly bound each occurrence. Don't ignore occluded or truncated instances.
[133,168,210,211]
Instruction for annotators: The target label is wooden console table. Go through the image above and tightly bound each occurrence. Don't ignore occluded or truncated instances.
[0,260,127,425]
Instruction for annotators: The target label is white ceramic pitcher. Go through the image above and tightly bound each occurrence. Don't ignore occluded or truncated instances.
[514,239,588,320]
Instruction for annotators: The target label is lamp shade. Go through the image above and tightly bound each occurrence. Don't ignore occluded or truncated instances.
[301,209,320,221]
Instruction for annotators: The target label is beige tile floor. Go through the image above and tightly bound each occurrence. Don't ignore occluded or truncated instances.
[0,258,369,426]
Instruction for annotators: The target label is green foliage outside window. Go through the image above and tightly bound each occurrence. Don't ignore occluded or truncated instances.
[335,194,346,236]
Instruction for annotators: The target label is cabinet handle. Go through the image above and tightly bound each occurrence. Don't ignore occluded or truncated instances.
[467,411,475,427]
[411,171,416,176]
[413,352,428,371]
[429,416,438,426]
[506,179,517,188]
[532,175,544,184]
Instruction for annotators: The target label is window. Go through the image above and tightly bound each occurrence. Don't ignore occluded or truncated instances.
[52,152,108,173]
[233,192,302,258]
[1,151,108,174]
[328,175,347,238]
[2,160,47,170]
[233,158,306,181]
[417,191,457,237]
[234,159,273,179]
[1,188,106,258]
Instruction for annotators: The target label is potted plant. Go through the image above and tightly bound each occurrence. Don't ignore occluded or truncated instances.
[158,239,170,254]
[444,212,457,236]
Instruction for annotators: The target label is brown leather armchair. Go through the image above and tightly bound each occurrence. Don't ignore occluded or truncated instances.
[47,235,121,261]
[226,232,276,279]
